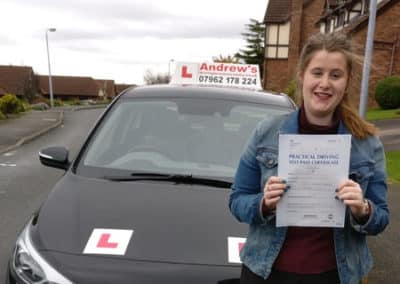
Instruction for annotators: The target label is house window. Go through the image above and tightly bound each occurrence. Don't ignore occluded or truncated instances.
[334,11,346,30]
[265,22,290,59]
[320,19,331,34]
[329,18,335,32]
[338,12,345,26]
[349,1,362,20]
[320,22,326,33]
[363,0,370,14]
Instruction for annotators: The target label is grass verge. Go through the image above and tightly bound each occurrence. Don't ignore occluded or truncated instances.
[366,108,400,121]
[386,151,400,184]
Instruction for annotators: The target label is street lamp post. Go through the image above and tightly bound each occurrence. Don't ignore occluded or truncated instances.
[168,59,174,78]
[46,28,56,108]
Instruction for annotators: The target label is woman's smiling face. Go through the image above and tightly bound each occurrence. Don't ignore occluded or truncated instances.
[300,50,349,125]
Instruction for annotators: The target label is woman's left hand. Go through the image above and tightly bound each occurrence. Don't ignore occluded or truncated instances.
[336,179,370,219]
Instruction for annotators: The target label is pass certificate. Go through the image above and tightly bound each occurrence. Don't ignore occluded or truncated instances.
[276,134,351,228]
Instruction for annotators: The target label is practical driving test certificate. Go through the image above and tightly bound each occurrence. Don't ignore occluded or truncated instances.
[276,134,351,227]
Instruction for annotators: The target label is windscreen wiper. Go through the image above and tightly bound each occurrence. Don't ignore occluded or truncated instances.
[102,173,232,188]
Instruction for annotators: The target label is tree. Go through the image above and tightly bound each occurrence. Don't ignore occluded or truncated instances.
[143,69,170,85]
[235,18,265,77]
[212,54,240,63]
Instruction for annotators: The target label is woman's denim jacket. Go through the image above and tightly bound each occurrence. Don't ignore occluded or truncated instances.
[229,110,389,284]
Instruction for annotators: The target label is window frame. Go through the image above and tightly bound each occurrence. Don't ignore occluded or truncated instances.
[265,22,290,59]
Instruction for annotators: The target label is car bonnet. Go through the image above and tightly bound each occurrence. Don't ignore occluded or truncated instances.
[32,172,248,266]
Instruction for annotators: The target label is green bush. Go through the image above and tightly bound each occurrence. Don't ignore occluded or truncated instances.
[70,99,81,106]
[54,99,63,107]
[22,101,31,111]
[284,79,298,105]
[31,95,50,106]
[0,110,6,120]
[375,76,400,109]
[0,94,25,115]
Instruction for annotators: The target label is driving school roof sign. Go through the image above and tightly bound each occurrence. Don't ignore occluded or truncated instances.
[170,62,262,90]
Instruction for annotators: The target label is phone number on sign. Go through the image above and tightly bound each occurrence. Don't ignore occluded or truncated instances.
[198,75,257,85]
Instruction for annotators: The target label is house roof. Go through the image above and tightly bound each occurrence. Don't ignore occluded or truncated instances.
[115,83,136,94]
[38,75,99,97]
[0,65,34,96]
[264,0,292,24]
[264,0,320,24]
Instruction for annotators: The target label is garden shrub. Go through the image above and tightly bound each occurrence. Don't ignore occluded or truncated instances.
[54,99,63,107]
[0,110,6,120]
[284,79,298,105]
[70,99,81,106]
[375,76,400,109]
[31,102,49,110]
[0,94,25,115]
[31,95,50,106]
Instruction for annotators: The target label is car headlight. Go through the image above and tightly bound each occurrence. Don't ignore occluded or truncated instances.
[11,220,73,284]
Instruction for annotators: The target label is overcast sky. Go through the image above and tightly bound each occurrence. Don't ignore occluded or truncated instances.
[1,0,268,85]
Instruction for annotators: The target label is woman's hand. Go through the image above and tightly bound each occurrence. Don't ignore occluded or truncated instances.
[262,176,288,213]
[336,179,370,220]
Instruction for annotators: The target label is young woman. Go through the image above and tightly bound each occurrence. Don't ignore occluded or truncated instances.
[229,32,389,284]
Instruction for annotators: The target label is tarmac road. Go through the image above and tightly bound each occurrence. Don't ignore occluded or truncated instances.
[374,118,400,151]
[367,182,400,283]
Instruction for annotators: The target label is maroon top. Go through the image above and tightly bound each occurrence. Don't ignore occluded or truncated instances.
[273,105,340,274]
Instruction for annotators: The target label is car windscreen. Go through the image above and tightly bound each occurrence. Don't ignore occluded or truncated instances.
[76,97,291,179]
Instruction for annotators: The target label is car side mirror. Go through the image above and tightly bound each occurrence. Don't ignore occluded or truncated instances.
[39,146,70,170]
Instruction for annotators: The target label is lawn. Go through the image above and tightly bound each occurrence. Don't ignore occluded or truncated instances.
[386,151,400,184]
[366,108,400,121]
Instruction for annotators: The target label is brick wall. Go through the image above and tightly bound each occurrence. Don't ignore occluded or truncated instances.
[287,0,303,81]
[263,59,290,92]
[300,1,325,48]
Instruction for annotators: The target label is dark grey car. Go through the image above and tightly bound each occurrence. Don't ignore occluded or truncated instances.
[7,85,295,283]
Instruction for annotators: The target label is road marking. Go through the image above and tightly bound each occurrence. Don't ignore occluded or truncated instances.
[42,118,57,121]
[3,151,16,157]
[0,163,16,167]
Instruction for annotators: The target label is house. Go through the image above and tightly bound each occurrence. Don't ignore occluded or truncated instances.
[95,79,116,99]
[263,0,400,107]
[0,65,37,99]
[0,65,136,101]
[38,75,100,100]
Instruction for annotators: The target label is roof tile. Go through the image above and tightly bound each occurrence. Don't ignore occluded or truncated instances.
[0,65,34,96]
[264,0,292,23]
[38,75,99,97]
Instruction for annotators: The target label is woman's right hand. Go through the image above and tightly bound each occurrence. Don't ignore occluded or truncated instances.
[262,176,288,213]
